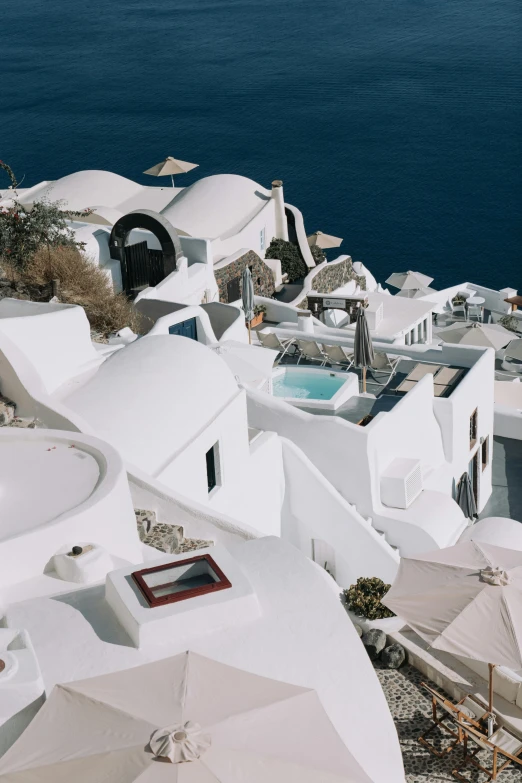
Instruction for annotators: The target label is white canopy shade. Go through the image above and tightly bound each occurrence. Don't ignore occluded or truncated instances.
[396,285,438,299]
[143,157,199,177]
[382,540,522,672]
[505,338,522,361]
[307,231,343,249]
[437,321,513,350]
[385,271,434,291]
[210,340,278,388]
[0,651,371,782]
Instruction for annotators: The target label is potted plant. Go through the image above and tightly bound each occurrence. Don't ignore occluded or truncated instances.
[249,304,267,328]
[342,576,405,633]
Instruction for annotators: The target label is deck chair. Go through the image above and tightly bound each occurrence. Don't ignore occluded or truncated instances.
[369,352,401,384]
[257,331,296,361]
[419,682,487,759]
[322,344,354,370]
[453,723,522,781]
[296,340,328,366]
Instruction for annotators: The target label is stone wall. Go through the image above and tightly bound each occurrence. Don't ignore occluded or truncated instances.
[0,279,53,302]
[215,250,275,303]
[298,258,366,309]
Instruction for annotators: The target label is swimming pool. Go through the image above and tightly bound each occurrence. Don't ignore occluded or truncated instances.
[271,367,358,410]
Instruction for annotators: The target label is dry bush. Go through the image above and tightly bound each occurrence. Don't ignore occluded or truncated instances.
[17,246,141,337]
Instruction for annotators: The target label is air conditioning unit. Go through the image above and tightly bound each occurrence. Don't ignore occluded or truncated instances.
[380,458,423,509]
[365,300,383,331]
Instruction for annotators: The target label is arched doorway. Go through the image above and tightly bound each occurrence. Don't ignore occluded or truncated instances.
[109,210,183,296]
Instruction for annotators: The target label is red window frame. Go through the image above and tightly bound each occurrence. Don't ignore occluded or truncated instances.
[131,554,231,607]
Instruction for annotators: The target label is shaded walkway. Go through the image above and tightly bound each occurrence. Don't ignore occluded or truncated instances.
[479,436,522,522]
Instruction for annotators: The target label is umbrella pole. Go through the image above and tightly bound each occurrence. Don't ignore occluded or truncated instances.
[171,174,175,187]
[488,663,495,714]
[362,366,367,393]
[248,320,251,345]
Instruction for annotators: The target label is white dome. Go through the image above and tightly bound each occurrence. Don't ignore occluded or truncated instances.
[65,335,239,473]
[20,170,143,212]
[162,174,271,239]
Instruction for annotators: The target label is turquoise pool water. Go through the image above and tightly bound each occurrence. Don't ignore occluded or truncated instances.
[272,370,345,400]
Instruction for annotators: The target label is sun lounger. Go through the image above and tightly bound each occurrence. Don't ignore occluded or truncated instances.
[394,379,417,394]
[257,331,296,361]
[406,363,441,382]
[418,682,487,759]
[453,723,522,781]
[296,340,328,366]
[433,366,464,386]
[322,344,354,370]
[369,352,401,385]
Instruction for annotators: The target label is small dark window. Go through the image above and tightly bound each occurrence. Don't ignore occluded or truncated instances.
[226,276,241,303]
[132,554,232,607]
[206,443,220,493]
[470,409,478,448]
[482,436,489,470]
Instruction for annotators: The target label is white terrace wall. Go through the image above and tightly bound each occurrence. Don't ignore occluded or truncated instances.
[280,438,399,586]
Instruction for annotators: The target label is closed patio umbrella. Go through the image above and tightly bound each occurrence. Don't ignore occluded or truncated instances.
[456,471,478,521]
[241,266,255,344]
[382,541,522,714]
[143,156,199,187]
[354,306,374,393]
[307,231,343,249]
[385,271,434,296]
[437,321,513,351]
[0,651,372,782]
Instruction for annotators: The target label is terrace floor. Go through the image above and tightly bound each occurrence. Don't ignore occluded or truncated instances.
[479,436,522,523]
[377,662,522,782]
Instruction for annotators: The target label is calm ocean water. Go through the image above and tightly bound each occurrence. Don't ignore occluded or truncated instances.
[2,0,521,289]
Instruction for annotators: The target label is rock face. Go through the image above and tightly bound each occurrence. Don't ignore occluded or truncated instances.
[135,509,214,555]
[381,643,406,669]
[362,628,387,660]
[0,395,16,426]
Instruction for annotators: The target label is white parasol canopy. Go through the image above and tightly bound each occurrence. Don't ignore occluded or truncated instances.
[437,321,513,350]
[210,340,278,388]
[385,270,434,292]
[382,541,522,711]
[505,338,522,361]
[144,157,199,187]
[0,651,372,782]
[307,231,343,249]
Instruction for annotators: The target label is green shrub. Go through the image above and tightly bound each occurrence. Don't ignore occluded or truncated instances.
[343,577,395,620]
[265,238,308,283]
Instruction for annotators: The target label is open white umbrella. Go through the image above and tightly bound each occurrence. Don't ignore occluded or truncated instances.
[505,338,522,361]
[382,541,522,713]
[437,321,513,350]
[385,271,434,296]
[210,340,278,388]
[396,285,438,300]
[144,157,199,187]
[307,231,343,249]
[0,651,372,782]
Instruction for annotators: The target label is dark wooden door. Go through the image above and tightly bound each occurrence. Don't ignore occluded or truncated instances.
[168,318,198,341]
[226,276,241,303]
[122,243,167,295]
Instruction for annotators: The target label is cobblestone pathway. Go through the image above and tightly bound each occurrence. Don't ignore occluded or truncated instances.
[377,663,522,782]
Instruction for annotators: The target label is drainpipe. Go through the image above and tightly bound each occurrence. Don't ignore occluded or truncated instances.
[272,180,289,242]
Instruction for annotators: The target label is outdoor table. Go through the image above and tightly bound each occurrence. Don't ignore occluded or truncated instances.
[467,296,485,306]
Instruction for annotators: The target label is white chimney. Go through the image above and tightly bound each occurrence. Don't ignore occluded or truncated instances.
[272,180,289,242]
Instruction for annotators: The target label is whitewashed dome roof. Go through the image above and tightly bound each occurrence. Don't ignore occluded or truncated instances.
[19,170,143,212]
[162,174,271,240]
[65,335,239,473]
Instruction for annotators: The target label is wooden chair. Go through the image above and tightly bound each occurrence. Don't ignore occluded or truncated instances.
[453,723,522,781]
[419,682,487,758]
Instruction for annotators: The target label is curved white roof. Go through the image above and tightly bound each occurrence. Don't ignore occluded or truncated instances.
[19,170,143,212]
[64,335,239,473]
[162,174,271,239]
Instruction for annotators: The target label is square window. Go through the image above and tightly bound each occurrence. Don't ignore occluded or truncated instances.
[206,442,221,493]
[132,554,232,607]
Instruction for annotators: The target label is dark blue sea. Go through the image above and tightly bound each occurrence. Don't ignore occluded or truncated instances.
[2,0,521,290]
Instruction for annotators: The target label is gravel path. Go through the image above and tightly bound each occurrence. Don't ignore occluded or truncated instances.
[377,662,522,781]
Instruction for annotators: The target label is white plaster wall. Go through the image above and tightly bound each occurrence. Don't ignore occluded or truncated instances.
[0,429,141,588]
[212,199,277,259]
[280,438,399,585]
[0,302,101,395]
[155,393,284,537]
